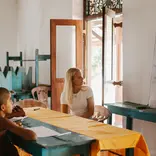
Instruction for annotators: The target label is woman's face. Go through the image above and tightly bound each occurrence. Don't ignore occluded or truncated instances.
[72,71,83,87]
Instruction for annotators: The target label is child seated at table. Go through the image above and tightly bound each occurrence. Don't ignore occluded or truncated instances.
[0,87,37,156]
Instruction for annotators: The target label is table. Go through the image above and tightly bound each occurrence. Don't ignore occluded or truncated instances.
[10,117,94,156]
[104,102,156,129]
[22,108,150,156]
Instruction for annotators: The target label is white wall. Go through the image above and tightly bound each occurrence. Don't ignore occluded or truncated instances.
[72,0,83,19]
[17,0,74,84]
[0,0,17,68]
[17,0,83,84]
[123,0,156,155]
[123,0,156,104]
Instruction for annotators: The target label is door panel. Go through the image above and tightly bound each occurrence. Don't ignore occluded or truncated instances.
[50,19,83,111]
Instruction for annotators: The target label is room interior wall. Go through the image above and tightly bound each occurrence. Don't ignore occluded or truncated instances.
[17,0,75,84]
[16,0,83,84]
[123,0,156,155]
[0,0,17,69]
[1,0,155,154]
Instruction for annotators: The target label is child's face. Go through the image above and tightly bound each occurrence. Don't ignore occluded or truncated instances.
[2,93,13,114]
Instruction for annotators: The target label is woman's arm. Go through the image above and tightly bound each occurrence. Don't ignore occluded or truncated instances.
[61,104,68,114]
[0,118,37,140]
[80,97,94,118]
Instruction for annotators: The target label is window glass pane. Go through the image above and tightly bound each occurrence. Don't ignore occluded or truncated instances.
[104,15,115,103]
[87,18,102,105]
[86,16,123,105]
[56,26,76,78]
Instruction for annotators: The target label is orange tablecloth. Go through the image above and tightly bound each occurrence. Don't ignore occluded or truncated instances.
[24,108,150,156]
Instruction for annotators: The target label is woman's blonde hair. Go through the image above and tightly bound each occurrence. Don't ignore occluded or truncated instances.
[63,68,80,104]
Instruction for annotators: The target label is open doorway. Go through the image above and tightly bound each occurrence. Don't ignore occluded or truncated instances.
[50,19,83,111]
[85,14,123,127]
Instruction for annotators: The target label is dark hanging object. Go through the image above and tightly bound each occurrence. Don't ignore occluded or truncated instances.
[85,0,123,16]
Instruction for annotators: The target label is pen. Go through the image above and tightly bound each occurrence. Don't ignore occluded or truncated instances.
[57,132,71,136]
[34,108,40,111]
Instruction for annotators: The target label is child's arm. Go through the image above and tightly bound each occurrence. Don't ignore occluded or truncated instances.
[0,117,37,140]
[6,106,26,119]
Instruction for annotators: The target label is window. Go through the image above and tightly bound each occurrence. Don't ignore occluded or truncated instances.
[84,1,123,127]
[86,18,103,105]
[86,14,123,103]
[85,12,123,127]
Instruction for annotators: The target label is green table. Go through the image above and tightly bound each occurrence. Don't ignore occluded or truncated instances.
[9,117,94,156]
[105,102,156,129]
[105,102,155,156]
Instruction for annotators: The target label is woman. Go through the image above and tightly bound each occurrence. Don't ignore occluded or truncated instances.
[61,68,94,118]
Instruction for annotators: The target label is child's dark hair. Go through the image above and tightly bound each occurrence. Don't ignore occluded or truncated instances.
[0,87,10,106]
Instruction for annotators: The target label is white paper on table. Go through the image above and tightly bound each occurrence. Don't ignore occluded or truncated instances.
[10,116,28,122]
[26,126,60,138]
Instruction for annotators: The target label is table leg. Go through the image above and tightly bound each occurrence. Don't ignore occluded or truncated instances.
[126,117,133,130]
[126,148,134,156]
[80,146,90,156]
[107,114,112,125]
[126,117,134,156]
[80,154,89,156]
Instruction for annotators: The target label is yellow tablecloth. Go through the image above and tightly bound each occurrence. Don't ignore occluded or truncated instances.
[25,108,150,156]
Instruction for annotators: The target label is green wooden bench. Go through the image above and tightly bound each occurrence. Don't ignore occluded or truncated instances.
[3,49,51,101]
[6,49,50,86]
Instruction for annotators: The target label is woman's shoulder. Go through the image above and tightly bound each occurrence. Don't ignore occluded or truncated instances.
[81,86,93,98]
[81,85,92,92]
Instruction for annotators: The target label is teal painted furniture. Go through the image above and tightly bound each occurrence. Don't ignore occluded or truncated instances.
[6,49,50,87]
[5,49,50,101]
[0,67,12,90]
[9,117,94,156]
[9,117,135,156]
[105,102,154,156]
[0,66,34,101]
[105,102,155,129]
[0,66,33,91]
[0,65,50,102]
[6,51,23,66]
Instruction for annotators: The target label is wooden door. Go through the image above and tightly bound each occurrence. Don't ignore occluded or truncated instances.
[50,19,83,111]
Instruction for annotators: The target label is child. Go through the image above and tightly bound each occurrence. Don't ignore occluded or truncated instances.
[0,87,37,156]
